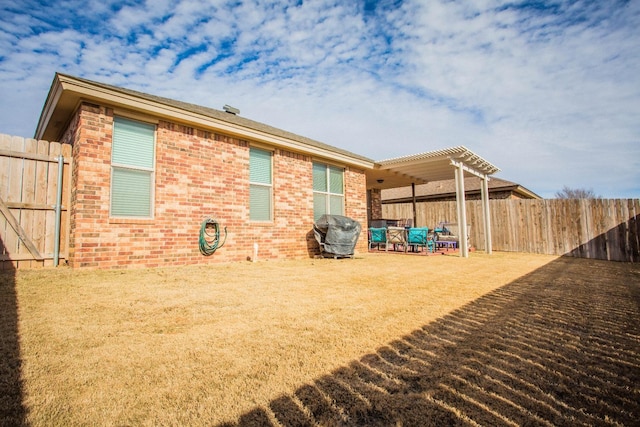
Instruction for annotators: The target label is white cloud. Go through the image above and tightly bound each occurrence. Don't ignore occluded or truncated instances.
[0,0,639,198]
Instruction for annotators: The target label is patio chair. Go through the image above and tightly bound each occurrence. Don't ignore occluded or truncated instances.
[435,223,470,251]
[401,218,413,228]
[386,226,407,252]
[407,227,434,253]
[368,227,387,251]
[370,219,387,228]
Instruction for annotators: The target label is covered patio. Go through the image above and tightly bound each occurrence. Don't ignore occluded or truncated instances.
[366,146,500,257]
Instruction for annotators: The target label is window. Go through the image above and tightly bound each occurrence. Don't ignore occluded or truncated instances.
[110,117,155,218]
[249,147,273,221]
[313,162,344,221]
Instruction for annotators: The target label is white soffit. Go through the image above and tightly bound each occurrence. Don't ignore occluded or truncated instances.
[367,146,500,190]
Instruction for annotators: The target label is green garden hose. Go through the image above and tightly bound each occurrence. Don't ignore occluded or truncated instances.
[199,218,227,256]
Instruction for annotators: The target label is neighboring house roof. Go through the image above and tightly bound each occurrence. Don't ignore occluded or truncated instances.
[381,176,541,202]
[36,73,375,169]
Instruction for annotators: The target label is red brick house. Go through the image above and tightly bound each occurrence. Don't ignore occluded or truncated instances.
[35,74,373,268]
[33,74,501,268]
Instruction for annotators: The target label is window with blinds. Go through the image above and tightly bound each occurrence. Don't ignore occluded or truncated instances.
[110,117,155,217]
[249,147,273,221]
[312,162,344,222]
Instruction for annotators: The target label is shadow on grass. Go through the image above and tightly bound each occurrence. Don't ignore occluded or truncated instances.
[221,256,640,426]
[0,246,26,425]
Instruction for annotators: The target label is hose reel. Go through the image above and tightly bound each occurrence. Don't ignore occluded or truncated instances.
[199,218,227,256]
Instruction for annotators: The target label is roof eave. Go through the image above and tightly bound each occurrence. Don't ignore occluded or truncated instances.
[34,74,65,141]
[514,186,542,199]
[36,73,375,170]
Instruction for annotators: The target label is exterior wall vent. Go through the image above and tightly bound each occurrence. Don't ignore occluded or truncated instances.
[223,105,240,115]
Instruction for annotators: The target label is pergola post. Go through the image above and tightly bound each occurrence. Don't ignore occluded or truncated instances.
[454,162,469,258]
[481,176,492,254]
[411,182,417,227]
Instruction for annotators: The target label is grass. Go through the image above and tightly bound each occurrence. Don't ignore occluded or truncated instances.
[1,251,638,425]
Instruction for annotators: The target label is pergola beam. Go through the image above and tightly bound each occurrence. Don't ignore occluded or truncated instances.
[449,159,487,179]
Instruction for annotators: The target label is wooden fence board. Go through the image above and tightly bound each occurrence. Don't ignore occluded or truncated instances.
[0,135,10,261]
[33,140,49,256]
[625,200,636,260]
[615,200,628,261]
[591,199,602,258]
[629,199,636,261]
[383,198,640,262]
[5,137,23,267]
[0,134,71,268]
[21,139,37,266]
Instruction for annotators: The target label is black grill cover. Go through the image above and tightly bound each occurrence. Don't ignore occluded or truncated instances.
[313,214,361,257]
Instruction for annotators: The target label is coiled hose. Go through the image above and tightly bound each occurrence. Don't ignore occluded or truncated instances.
[199,218,227,256]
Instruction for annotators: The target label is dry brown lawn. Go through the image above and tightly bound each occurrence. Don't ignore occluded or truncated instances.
[1,251,639,426]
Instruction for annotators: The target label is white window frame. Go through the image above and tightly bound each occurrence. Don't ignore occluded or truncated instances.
[249,146,273,222]
[313,162,344,221]
[110,116,156,219]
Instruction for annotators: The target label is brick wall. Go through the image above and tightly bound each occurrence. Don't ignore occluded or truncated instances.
[367,189,383,225]
[345,167,368,253]
[65,103,368,268]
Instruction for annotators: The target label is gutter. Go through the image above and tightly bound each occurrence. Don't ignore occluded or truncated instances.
[36,74,375,170]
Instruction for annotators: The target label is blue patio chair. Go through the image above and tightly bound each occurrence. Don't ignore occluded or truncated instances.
[368,227,387,251]
[407,227,434,253]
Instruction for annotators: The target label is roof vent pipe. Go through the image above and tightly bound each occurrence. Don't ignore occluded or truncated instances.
[223,105,240,115]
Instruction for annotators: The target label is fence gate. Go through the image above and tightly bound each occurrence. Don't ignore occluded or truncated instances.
[0,134,72,269]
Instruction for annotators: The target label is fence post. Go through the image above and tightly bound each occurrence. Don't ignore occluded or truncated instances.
[481,177,492,254]
[53,154,63,267]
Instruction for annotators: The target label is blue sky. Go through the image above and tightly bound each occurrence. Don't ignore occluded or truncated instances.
[1,0,639,198]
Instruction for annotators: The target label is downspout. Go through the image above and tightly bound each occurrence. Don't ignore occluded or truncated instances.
[53,154,64,266]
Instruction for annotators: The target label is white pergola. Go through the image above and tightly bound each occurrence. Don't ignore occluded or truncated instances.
[366,146,500,257]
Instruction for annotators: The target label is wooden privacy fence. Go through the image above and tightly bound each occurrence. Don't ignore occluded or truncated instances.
[383,198,640,262]
[0,134,72,269]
